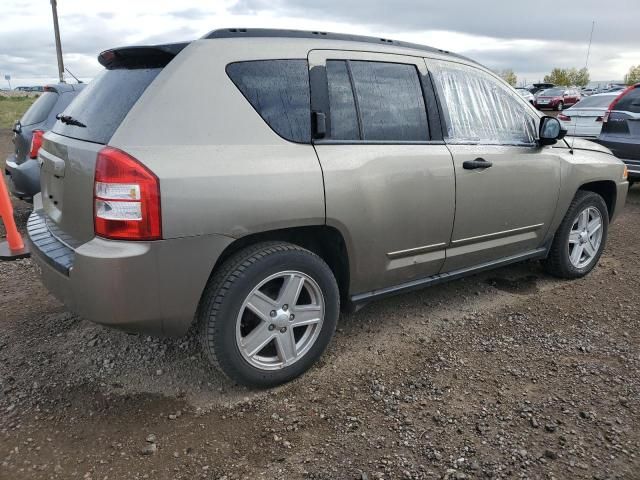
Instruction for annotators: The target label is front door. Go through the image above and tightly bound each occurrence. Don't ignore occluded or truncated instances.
[308,50,456,295]
[426,59,562,271]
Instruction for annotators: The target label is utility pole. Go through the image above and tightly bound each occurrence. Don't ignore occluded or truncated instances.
[50,0,65,83]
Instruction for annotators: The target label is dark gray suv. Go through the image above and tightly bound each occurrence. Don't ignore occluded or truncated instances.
[5,82,84,200]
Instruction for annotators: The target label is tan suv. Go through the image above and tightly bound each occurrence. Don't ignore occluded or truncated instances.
[28,29,628,387]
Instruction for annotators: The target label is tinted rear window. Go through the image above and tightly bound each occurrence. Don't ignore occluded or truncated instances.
[226,60,311,143]
[615,87,640,114]
[20,92,58,126]
[52,68,161,144]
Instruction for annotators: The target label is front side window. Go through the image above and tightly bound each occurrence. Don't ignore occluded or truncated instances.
[430,61,537,145]
[226,60,311,143]
[325,60,429,142]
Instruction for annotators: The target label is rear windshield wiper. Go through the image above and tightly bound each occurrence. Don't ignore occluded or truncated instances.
[56,114,86,128]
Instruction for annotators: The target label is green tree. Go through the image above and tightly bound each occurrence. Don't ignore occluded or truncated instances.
[569,67,590,87]
[499,69,517,87]
[543,67,589,87]
[625,65,640,85]
[544,68,570,86]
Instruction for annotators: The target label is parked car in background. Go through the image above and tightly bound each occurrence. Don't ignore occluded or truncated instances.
[27,29,627,387]
[516,87,535,104]
[597,84,640,186]
[5,82,85,200]
[535,87,581,111]
[525,82,555,95]
[581,88,597,96]
[558,92,619,138]
[14,86,44,92]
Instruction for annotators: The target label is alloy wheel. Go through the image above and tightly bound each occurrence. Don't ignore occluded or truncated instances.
[235,271,325,370]
[568,206,603,269]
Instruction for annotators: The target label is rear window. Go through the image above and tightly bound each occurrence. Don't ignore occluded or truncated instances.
[20,92,58,126]
[614,87,640,114]
[226,60,311,143]
[52,68,161,144]
[571,95,617,109]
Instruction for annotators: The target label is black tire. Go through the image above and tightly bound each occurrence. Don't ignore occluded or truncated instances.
[543,191,609,279]
[556,101,564,111]
[198,242,339,388]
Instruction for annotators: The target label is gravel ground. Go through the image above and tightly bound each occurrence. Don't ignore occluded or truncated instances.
[1,128,639,479]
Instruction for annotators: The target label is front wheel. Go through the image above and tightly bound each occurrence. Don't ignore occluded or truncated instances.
[543,191,609,279]
[198,242,339,388]
[556,101,564,111]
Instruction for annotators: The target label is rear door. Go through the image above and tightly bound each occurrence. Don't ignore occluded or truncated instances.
[308,50,455,295]
[427,59,562,271]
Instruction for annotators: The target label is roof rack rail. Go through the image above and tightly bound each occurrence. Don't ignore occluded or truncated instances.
[204,28,469,61]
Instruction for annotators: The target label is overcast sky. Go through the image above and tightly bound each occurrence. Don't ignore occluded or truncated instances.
[1,0,638,87]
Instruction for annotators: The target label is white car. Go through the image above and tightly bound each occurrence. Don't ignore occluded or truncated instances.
[558,92,620,138]
[515,87,535,104]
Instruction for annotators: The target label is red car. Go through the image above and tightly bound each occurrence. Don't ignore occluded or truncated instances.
[535,87,581,111]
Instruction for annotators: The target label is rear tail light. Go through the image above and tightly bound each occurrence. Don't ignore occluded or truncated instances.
[29,130,44,159]
[93,147,162,240]
[558,114,571,122]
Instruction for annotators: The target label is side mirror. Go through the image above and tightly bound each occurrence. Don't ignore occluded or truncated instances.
[539,116,567,146]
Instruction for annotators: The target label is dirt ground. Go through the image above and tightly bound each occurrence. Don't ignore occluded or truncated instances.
[1,128,639,480]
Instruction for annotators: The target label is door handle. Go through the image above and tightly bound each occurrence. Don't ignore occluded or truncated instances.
[463,158,493,170]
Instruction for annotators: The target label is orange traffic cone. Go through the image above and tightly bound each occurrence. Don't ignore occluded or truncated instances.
[0,175,30,260]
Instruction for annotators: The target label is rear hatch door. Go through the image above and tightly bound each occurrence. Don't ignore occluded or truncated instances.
[39,43,186,244]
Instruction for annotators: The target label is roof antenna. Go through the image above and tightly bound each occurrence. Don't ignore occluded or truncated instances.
[64,68,82,84]
[570,20,595,154]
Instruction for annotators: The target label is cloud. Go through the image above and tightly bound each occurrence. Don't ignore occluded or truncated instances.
[230,0,639,47]
[1,0,638,85]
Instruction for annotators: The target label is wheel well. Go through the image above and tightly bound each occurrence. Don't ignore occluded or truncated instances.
[578,181,617,218]
[212,226,351,304]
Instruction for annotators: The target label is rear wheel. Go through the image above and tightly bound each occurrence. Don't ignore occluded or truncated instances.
[556,101,564,111]
[198,242,339,388]
[543,191,609,279]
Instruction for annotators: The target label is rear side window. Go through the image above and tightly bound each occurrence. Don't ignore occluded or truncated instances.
[20,92,58,126]
[326,60,429,141]
[430,61,537,145]
[52,68,161,144]
[615,87,640,114]
[227,60,311,143]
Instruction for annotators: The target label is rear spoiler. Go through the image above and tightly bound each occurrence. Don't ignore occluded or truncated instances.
[98,42,190,69]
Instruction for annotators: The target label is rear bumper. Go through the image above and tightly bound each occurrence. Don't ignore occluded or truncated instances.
[4,156,40,199]
[596,137,640,162]
[28,205,234,336]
